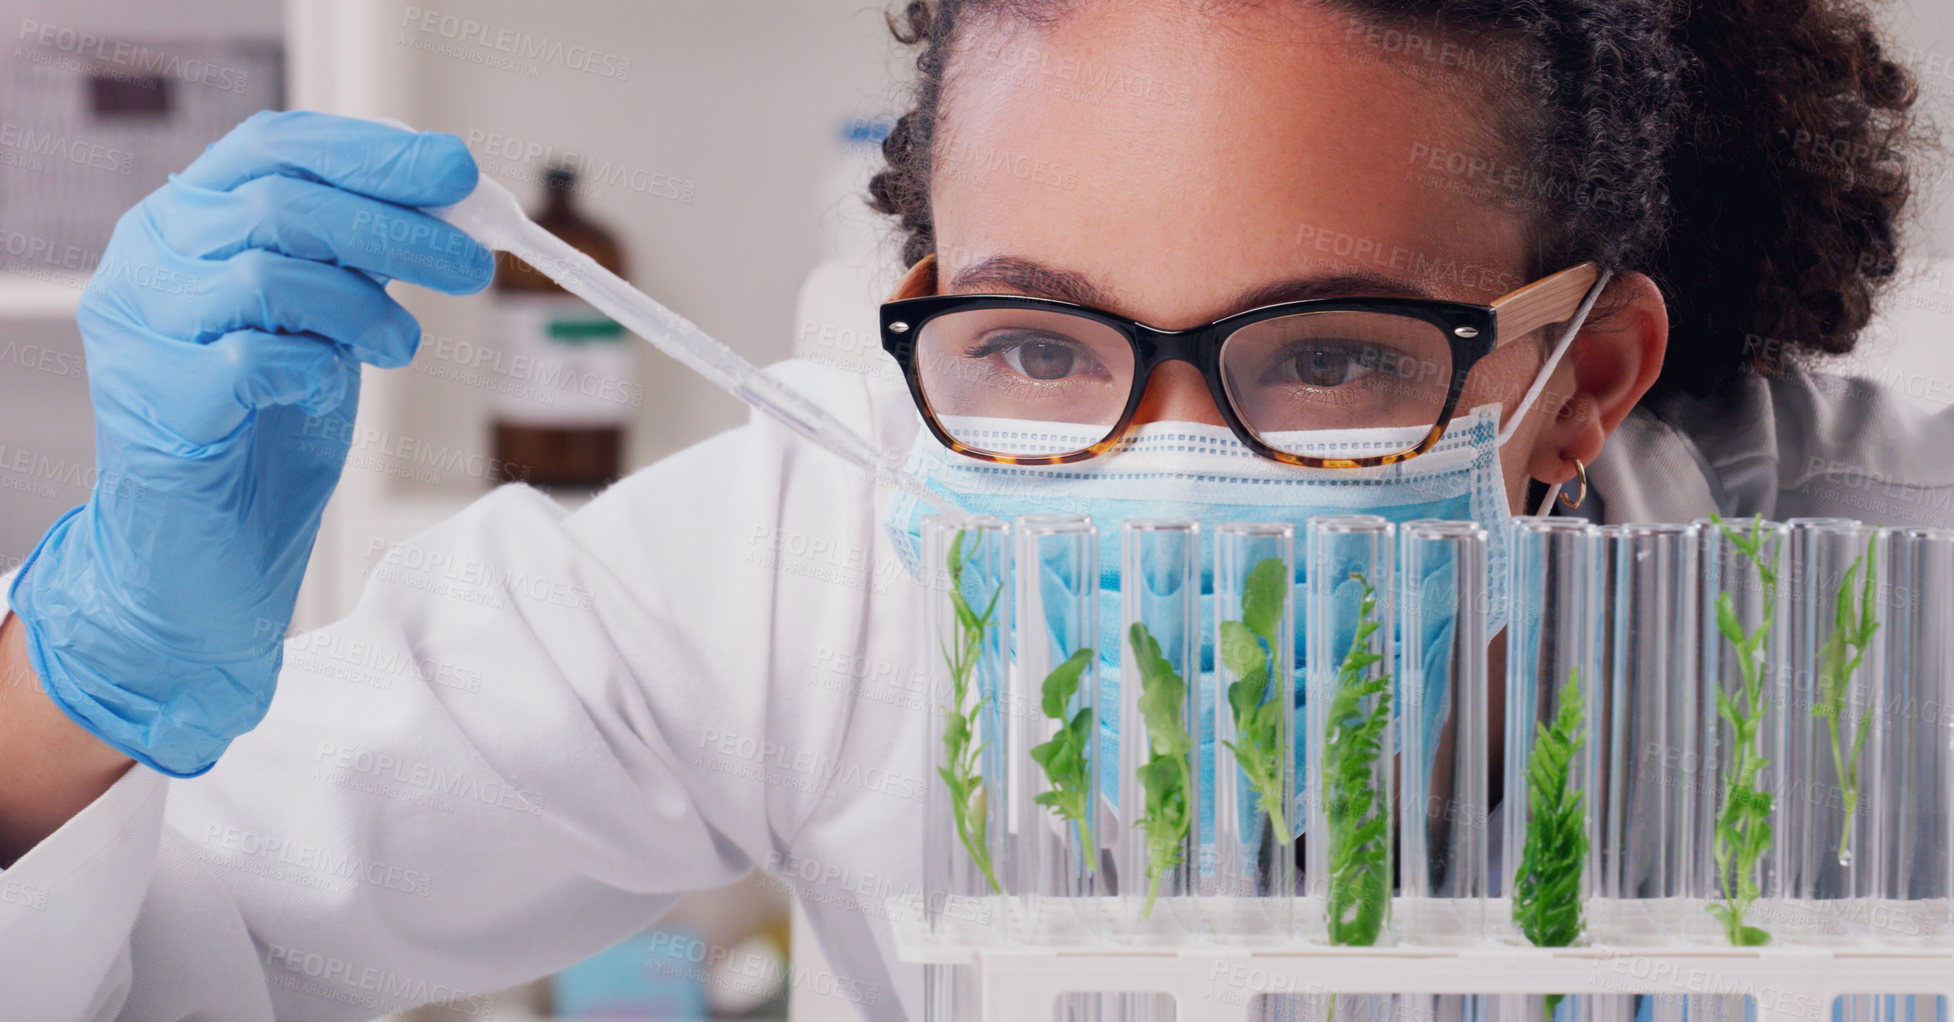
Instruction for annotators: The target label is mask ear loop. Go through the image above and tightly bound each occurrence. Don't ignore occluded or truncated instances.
[1496,267,1614,517]
[1533,480,1566,517]
[1495,266,1614,447]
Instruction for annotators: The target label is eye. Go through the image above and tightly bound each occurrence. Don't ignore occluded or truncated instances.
[972,332,1109,383]
[1280,342,1379,388]
[1006,338,1080,380]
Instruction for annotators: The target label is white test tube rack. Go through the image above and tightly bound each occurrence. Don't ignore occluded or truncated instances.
[889,897,1954,1022]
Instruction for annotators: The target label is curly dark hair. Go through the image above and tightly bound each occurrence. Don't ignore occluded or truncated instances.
[865,0,1936,399]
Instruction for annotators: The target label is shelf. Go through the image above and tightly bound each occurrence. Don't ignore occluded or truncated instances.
[0,271,88,319]
[889,898,1954,1022]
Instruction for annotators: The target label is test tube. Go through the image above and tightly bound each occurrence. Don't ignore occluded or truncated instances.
[1593,522,1697,943]
[1690,516,1788,946]
[922,515,1012,943]
[1777,518,1883,943]
[1305,514,1396,946]
[1117,519,1203,941]
[1877,527,1954,945]
[1013,514,1102,942]
[1398,520,1490,944]
[1502,518,1603,951]
[1212,522,1298,941]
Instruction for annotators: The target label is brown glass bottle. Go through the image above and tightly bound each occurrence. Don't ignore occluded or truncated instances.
[489,166,634,489]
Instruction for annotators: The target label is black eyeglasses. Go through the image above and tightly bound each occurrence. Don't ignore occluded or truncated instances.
[880,256,1604,468]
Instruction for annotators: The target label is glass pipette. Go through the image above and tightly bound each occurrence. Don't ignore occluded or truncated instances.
[426,170,958,515]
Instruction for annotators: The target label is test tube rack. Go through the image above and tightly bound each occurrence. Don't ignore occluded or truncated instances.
[890,896,1954,1022]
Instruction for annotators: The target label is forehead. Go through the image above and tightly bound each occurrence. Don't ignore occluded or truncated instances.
[931,1,1534,323]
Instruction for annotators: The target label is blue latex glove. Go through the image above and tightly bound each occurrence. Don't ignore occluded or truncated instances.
[7,110,494,777]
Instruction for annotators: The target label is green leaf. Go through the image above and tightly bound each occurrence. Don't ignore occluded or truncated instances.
[1219,620,1267,692]
[1241,557,1288,643]
[1858,532,1880,645]
[941,710,969,750]
[1028,738,1060,771]
[1131,624,1191,758]
[1715,592,1743,647]
[1039,647,1092,720]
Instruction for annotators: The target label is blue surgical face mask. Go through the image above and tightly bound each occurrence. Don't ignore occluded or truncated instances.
[883,401,1516,609]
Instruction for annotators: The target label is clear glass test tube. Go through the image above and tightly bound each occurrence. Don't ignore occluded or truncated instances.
[1878,527,1954,945]
[1777,517,1884,944]
[1594,522,1698,944]
[1211,522,1298,941]
[1013,514,1102,942]
[1117,518,1202,942]
[1503,518,1602,950]
[922,515,1012,943]
[1397,519,1490,945]
[1305,514,1397,946]
[1691,516,1788,946]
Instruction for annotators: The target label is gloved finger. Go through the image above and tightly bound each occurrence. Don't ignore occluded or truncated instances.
[85,323,355,448]
[175,110,478,209]
[207,329,356,418]
[155,249,426,368]
[152,173,493,295]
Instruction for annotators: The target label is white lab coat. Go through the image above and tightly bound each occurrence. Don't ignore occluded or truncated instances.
[1,357,1950,1022]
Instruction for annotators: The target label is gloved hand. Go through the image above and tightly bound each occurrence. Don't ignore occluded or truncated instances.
[7,110,494,777]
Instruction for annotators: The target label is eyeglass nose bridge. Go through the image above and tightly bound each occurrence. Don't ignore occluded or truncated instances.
[1121,320,1237,412]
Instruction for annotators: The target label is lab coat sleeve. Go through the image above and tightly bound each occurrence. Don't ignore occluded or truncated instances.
[0,396,866,1020]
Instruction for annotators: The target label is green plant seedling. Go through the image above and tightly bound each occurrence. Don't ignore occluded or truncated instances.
[1221,556,1293,842]
[1705,513,1777,946]
[1514,667,1590,1016]
[1812,532,1879,863]
[1029,647,1097,849]
[1129,621,1194,919]
[1323,572,1392,947]
[938,528,1002,894]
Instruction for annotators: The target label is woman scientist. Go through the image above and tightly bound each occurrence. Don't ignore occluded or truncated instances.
[0,0,1946,1018]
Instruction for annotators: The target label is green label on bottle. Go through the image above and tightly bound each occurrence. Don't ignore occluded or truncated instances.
[546,317,626,343]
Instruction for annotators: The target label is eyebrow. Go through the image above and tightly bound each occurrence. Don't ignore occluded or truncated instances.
[946,255,1438,317]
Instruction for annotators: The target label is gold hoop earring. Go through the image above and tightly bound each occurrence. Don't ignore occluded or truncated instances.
[1560,457,1589,510]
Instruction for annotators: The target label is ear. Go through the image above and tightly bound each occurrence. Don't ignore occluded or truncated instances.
[1524,270,1669,485]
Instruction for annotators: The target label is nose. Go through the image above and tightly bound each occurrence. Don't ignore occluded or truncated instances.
[1130,360,1228,428]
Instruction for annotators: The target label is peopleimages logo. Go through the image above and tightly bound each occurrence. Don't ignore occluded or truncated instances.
[465,129,695,204]
[400,6,632,81]
[15,20,252,93]
[0,122,134,175]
